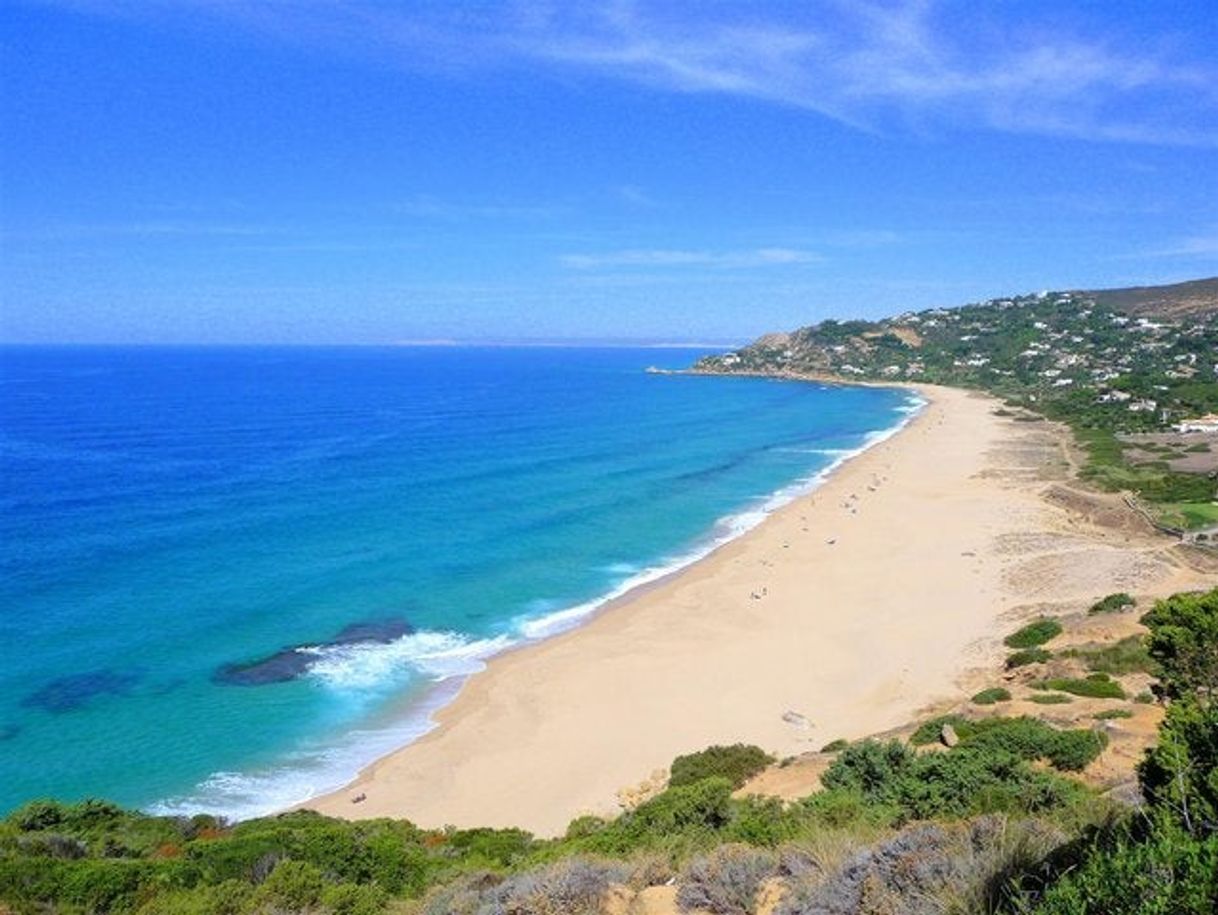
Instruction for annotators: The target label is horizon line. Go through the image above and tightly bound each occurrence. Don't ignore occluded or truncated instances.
[0,339,744,350]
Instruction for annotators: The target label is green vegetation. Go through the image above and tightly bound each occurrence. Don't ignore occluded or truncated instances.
[1156,501,1218,531]
[1033,674,1127,700]
[1062,635,1152,675]
[1030,693,1073,705]
[1005,619,1063,649]
[0,723,1108,915]
[973,687,1012,705]
[1089,592,1136,615]
[818,738,1091,822]
[908,715,1106,771]
[1010,587,1218,914]
[1141,586,1218,699]
[668,744,774,790]
[1092,709,1133,720]
[1007,647,1053,668]
[819,739,849,753]
[694,286,1218,526]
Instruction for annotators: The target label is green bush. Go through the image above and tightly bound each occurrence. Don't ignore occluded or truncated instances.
[819,738,1089,822]
[910,715,972,746]
[1138,699,1218,834]
[973,687,1012,705]
[1092,709,1133,720]
[1030,693,1073,704]
[1005,619,1064,649]
[669,744,774,790]
[1007,648,1053,668]
[254,859,325,911]
[1024,816,1218,915]
[1063,636,1152,675]
[321,881,389,915]
[820,739,849,753]
[1044,730,1110,772]
[625,777,735,837]
[910,715,1107,772]
[1090,593,1136,615]
[1033,676,1126,699]
[1141,587,1218,699]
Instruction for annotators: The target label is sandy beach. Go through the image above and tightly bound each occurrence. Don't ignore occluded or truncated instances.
[307,383,1209,835]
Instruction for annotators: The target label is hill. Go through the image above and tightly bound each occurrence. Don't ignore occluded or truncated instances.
[693,278,1218,533]
[1084,276,1218,321]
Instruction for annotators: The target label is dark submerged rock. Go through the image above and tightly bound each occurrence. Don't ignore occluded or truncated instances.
[22,670,140,713]
[214,617,413,687]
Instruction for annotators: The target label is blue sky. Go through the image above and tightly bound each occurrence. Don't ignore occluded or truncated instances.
[2,1,1217,344]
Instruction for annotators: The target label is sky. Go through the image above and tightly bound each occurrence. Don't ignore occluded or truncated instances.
[2,1,1217,344]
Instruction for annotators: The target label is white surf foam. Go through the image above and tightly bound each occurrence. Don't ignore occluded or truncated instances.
[302,630,516,690]
[148,676,465,822]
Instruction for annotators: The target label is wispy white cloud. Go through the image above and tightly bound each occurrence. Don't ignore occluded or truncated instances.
[392,195,567,221]
[1143,230,1218,258]
[42,0,1218,147]
[561,247,821,269]
[0,220,277,242]
[614,184,660,208]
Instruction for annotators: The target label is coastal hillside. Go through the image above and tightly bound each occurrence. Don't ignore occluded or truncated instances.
[694,277,1218,533]
[1086,276,1218,320]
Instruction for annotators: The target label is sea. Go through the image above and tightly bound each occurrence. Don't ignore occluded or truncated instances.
[0,345,920,820]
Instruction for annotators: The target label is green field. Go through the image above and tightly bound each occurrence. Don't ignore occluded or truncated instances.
[1155,500,1218,530]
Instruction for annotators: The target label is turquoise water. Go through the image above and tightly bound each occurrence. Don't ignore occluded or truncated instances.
[0,346,918,818]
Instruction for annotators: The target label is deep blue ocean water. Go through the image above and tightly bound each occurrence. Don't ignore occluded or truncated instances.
[0,346,917,818]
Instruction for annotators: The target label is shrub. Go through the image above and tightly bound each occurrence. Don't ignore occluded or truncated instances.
[1033,676,1126,699]
[1005,619,1063,649]
[1063,636,1152,675]
[1007,648,1053,668]
[1138,699,1218,834]
[973,687,1012,705]
[1023,815,1218,915]
[910,715,972,746]
[776,817,1071,915]
[800,787,899,829]
[819,736,1092,821]
[912,716,1108,773]
[820,739,849,753]
[677,844,777,914]
[445,826,534,868]
[1031,693,1073,704]
[627,777,734,836]
[253,859,325,911]
[821,740,914,797]
[1044,730,1109,772]
[1093,709,1133,720]
[1141,587,1218,699]
[725,795,798,847]
[11,800,66,832]
[669,744,774,790]
[1090,592,1136,615]
[420,859,628,915]
[321,882,388,915]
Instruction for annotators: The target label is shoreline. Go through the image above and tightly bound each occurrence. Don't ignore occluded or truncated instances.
[304,381,1203,835]
[303,382,963,830]
[265,378,927,819]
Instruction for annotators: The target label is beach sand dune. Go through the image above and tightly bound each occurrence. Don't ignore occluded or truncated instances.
[307,384,1208,835]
